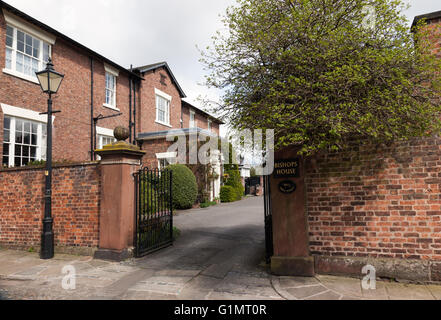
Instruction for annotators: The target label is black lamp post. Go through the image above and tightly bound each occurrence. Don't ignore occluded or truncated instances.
[35,59,64,260]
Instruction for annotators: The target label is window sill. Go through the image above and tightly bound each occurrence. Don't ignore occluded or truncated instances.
[103,103,120,111]
[155,120,172,128]
[2,68,40,84]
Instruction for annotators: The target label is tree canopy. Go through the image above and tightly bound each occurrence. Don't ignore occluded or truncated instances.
[201,0,441,154]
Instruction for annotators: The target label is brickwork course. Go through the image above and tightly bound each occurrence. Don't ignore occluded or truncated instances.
[0,163,100,251]
[306,137,441,262]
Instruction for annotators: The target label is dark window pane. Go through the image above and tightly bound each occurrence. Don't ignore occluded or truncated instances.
[24,122,31,133]
[15,157,21,167]
[33,38,40,49]
[23,146,29,157]
[15,131,22,144]
[2,156,8,167]
[4,117,10,130]
[25,34,32,46]
[22,158,30,166]
[31,134,37,146]
[17,30,24,42]
[31,123,37,134]
[30,147,36,158]
[33,48,39,59]
[3,129,9,142]
[23,132,30,145]
[3,143,9,156]
[6,35,12,47]
[17,41,24,52]
[15,145,21,156]
[16,119,23,131]
[6,25,13,37]
[25,44,32,56]
[43,44,49,62]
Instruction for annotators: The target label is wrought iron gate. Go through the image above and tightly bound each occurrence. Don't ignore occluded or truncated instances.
[134,168,173,257]
[263,175,274,263]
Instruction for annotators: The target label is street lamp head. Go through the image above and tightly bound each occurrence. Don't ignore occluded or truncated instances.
[36,58,64,94]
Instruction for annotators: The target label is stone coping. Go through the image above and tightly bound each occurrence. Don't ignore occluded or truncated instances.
[0,161,100,173]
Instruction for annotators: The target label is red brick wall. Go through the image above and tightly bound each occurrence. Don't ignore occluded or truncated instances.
[138,67,182,134]
[0,10,133,163]
[140,139,174,169]
[181,104,220,136]
[0,163,100,250]
[306,137,441,261]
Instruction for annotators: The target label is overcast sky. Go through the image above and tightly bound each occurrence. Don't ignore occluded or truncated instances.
[3,0,441,112]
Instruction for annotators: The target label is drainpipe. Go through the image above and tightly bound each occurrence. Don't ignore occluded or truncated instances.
[90,57,94,161]
[133,79,137,145]
[129,65,133,144]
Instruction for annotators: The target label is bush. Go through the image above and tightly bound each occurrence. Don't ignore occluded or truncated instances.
[220,186,237,203]
[166,164,198,210]
[224,164,244,201]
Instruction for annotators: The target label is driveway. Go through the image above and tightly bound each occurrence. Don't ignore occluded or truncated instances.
[0,197,281,300]
[1,197,441,300]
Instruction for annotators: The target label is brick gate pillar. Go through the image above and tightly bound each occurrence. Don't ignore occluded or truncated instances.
[94,133,145,261]
[270,146,315,276]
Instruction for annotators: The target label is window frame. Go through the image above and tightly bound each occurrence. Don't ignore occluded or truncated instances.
[1,103,53,168]
[3,116,47,167]
[189,110,196,128]
[207,119,212,132]
[3,24,52,84]
[156,152,177,170]
[95,127,116,161]
[155,88,172,127]
[103,64,119,110]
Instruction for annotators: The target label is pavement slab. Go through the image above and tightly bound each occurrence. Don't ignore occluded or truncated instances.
[2,198,441,300]
[385,282,435,300]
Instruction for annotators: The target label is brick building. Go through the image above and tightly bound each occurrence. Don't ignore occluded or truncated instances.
[0,1,222,171]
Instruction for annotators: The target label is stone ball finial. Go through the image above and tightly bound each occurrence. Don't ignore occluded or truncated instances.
[114,126,130,142]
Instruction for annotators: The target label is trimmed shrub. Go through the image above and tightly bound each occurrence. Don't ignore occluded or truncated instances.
[220,185,236,203]
[166,164,198,210]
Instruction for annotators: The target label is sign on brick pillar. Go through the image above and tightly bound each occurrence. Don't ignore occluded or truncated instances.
[270,146,315,276]
[94,127,145,261]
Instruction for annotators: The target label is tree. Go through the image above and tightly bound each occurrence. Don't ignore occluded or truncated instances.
[201,0,441,154]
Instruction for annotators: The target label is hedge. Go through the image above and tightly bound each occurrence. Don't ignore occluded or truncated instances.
[220,185,236,203]
[166,164,198,210]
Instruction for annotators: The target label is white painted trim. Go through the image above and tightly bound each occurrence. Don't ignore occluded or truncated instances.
[2,68,39,84]
[155,120,172,128]
[103,103,120,111]
[154,88,172,101]
[104,63,119,77]
[3,10,56,45]
[1,103,54,123]
[96,127,114,137]
[156,152,177,159]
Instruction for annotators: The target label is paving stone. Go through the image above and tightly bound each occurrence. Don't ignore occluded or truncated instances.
[182,275,223,291]
[426,285,441,300]
[154,269,201,278]
[13,266,48,277]
[305,290,342,300]
[202,263,234,279]
[278,276,320,288]
[286,285,328,299]
[385,282,435,300]
[208,291,282,301]
[361,280,389,300]
[318,275,363,298]
[340,295,362,300]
